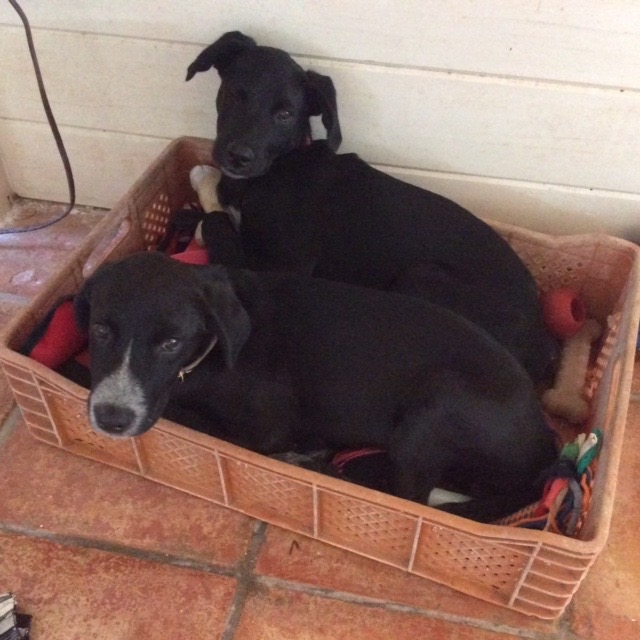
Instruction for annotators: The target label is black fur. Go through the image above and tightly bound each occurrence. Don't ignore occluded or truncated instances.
[187,31,558,382]
[76,252,557,523]
[187,31,341,178]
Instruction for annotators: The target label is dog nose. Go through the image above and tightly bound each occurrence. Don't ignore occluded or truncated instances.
[92,403,136,435]
[226,143,255,170]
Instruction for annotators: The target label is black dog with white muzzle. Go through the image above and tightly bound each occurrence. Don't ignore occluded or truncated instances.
[75,251,556,523]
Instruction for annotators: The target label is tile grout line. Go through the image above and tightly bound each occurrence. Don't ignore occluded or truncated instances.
[0,521,237,579]
[221,521,267,640]
[254,575,556,640]
[554,600,584,640]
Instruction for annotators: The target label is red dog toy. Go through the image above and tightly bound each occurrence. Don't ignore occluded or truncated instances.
[29,299,87,369]
[540,288,586,339]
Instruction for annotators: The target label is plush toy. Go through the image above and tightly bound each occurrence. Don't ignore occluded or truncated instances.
[171,247,209,265]
[542,318,602,424]
[189,165,224,245]
[25,298,87,370]
[540,288,586,339]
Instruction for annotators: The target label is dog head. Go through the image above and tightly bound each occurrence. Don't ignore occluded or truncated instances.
[186,30,342,178]
[75,252,251,438]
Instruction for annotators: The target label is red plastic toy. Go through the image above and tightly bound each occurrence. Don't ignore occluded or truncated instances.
[540,288,586,339]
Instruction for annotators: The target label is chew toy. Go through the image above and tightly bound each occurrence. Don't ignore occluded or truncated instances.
[189,165,223,245]
[540,288,586,339]
[27,299,87,369]
[542,318,602,424]
[171,248,209,265]
[499,428,603,535]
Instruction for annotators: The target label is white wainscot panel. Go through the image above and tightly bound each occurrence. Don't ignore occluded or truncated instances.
[2,1,640,89]
[1,120,638,243]
[2,28,640,193]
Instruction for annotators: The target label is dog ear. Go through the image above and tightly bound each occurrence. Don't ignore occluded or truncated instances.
[74,281,92,332]
[186,31,257,80]
[306,70,342,151]
[198,272,251,368]
[74,261,118,331]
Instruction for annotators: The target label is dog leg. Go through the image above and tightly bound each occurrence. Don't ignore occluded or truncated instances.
[388,406,448,504]
[189,165,223,245]
[163,402,293,454]
[438,489,539,524]
[188,165,246,267]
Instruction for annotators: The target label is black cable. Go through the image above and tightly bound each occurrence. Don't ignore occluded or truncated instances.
[1,0,76,234]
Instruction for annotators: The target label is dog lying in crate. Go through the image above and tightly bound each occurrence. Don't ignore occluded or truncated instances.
[185,31,558,383]
[73,251,557,523]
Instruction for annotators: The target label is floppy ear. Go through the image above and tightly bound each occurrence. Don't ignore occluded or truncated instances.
[74,282,92,332]
[306,70,342,151]
[186,31,257,80]
[73,261,117,331]
[199,273,251,368]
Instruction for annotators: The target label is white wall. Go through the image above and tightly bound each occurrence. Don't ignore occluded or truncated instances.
[0,1,638,239]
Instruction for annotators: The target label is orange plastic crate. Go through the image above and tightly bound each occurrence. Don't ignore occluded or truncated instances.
[1,137,639,619]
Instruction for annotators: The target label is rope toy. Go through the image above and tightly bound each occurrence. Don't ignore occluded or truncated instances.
[497,429,603,535]
[542,318,602,424]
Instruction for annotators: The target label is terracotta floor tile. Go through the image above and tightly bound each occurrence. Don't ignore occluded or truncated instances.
[0,421,256,567]
[234,586,519,640]
[0,530,236,640]
[255,525,558,635]
[0,200,105,297]
[0,297,26,425]
[567,401,640,639]
[253,357,640,636]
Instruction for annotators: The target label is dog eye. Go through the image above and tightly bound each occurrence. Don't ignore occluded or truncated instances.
[159,338,181,353]
[276,109,293,122]
[90,323,112,343]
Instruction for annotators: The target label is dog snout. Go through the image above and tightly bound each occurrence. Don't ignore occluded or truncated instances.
[92,403,136,436]
[225,142,255,173]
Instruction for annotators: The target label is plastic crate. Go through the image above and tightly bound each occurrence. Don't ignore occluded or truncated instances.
[1,137,639,619]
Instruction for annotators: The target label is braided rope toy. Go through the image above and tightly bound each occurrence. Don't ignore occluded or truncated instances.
[497,428,603,535]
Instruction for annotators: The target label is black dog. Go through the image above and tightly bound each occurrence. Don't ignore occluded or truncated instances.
[76,252,556,522]
[186,31,558,383]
